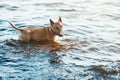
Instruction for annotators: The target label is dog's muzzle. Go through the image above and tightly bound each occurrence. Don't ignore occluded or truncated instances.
[59,31,64,37]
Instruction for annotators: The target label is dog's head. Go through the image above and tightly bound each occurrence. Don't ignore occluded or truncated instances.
[50,16,64,37]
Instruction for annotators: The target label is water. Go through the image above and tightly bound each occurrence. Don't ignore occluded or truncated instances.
[0,0,120,80]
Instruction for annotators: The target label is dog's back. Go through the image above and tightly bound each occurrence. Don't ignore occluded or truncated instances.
[29,27,56,42]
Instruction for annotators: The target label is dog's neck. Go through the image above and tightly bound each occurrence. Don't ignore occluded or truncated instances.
[48,26,55,36]
[43,26,57,42]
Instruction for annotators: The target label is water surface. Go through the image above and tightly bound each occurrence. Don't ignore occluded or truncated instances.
[0,0,120,80]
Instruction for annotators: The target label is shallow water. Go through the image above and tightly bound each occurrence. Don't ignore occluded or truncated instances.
[0,0,120,80]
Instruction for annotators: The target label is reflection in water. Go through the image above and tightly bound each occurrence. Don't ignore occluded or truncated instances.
[4,38,79,54]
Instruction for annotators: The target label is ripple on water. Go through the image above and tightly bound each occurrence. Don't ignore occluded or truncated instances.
[0,28,7,31]
[102,44,120,53]
[0,4,19,11]
[102,13,120,21]
[89,65,118,77]
[88,47,99,51]
[33,2,64,6]
[0,4,9,8]
[60,9,76,12]
[7,6,19,11]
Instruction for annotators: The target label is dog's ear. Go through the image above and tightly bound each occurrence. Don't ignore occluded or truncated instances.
[58,16,62,23]
[50,19,54,27]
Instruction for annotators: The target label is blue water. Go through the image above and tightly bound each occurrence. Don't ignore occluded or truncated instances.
[0,0,120,80]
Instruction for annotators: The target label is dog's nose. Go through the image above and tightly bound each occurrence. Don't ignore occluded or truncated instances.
[59,34,63,37]
[59,31,64,37]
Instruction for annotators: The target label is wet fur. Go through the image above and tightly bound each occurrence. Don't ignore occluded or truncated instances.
[8,17,63,43]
